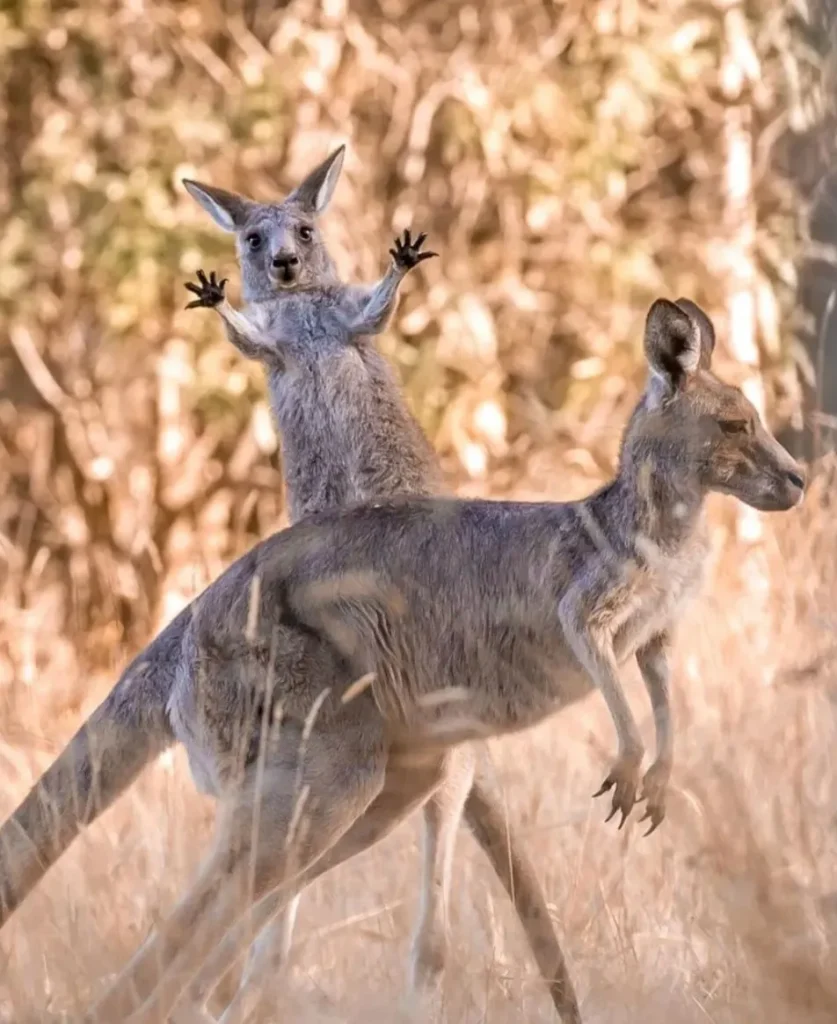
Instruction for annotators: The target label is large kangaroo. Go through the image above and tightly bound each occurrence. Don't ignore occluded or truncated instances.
[176,145,576,1023]
[82,295,805,1023]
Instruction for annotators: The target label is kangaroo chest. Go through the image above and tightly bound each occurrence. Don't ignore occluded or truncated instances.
[269,356,360,521]
[611,534,708,662]
[270,350,437,521]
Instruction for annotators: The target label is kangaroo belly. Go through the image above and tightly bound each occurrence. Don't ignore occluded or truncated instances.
[365,616,596,742]
[166,658,228,797]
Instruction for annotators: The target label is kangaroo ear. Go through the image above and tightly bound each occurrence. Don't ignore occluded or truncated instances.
[286,145,345,215]
[674,297,716,369]
[182,180,255,232]
[644,298,702,387]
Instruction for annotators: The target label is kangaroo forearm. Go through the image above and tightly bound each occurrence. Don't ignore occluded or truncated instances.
[559,594,643,758]
[214,299,272,359]
[0,697,174,925]
[637,633,672,766]
[567,643,641,758]
[597,667,643,757]
[350,264,407,335]
[463,779,581,1023]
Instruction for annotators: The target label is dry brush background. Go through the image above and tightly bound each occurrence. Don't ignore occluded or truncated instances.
[1,0,837,1020]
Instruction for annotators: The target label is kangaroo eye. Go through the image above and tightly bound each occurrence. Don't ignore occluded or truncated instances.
[246,233,262,251]
[298,225,313,242]
[720,419,750,437]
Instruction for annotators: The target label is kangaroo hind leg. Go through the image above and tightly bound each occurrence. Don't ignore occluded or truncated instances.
[86,705,386,1024]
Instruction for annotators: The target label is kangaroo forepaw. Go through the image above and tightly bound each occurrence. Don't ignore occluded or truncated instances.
[184,269,227,309]
[389,229,438,271]
[593,752,641,829]
[638,758,670,836]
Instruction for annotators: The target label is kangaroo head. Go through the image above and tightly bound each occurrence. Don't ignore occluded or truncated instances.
[183,146,346,301]
[622,297,805,513]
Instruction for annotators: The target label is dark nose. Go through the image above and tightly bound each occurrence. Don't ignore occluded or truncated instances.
[785,467,806,493]
[272,254,299,270]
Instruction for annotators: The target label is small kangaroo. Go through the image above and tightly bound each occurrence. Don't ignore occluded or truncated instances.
[176,146,577,1024]
[83,296,805,1023]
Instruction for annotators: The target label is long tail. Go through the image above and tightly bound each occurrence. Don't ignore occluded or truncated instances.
[0,611,187,926]
[463,776,582,1024]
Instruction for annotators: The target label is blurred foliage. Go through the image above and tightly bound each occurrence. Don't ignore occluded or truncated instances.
[785,0,837,456]
[0,0,823,709]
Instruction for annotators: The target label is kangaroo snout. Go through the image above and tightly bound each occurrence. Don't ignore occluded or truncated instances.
[271,251,300,286]
[777,461,806,508]
[754,437,806,512]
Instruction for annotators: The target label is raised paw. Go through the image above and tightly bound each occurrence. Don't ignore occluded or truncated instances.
[184,269,227,309]
[593,752,642,829]
[389,229,438,271]
[638,758,670,837]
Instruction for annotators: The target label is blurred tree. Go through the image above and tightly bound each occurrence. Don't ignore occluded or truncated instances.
[785,0,837,457]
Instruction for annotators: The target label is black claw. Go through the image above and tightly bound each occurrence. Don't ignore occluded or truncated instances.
[197,269,208,285]
[415,231,427,247]
[184,282,202,295]
[593,778,614,799]
[638,802,663,836]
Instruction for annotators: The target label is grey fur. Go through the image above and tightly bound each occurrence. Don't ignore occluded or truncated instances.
[178,157,572,1024]
[79,296,804,1023]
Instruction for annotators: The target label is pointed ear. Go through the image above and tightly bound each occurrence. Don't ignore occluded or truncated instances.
[674,297,716,369]
[644,298,702,387]
[182,179,255,232]
[286,145,345,215]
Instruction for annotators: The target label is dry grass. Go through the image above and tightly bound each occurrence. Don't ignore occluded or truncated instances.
[0,473,836,1024]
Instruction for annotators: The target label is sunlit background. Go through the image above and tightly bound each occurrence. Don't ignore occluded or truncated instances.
[1,0,837,1020]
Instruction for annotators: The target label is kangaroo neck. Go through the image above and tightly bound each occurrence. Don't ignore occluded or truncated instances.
[613,451,707,556]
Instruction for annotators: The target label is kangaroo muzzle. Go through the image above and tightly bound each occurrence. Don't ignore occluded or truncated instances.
[271,252,300,287]
[775,462,806,510]
[748,432,807,512]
